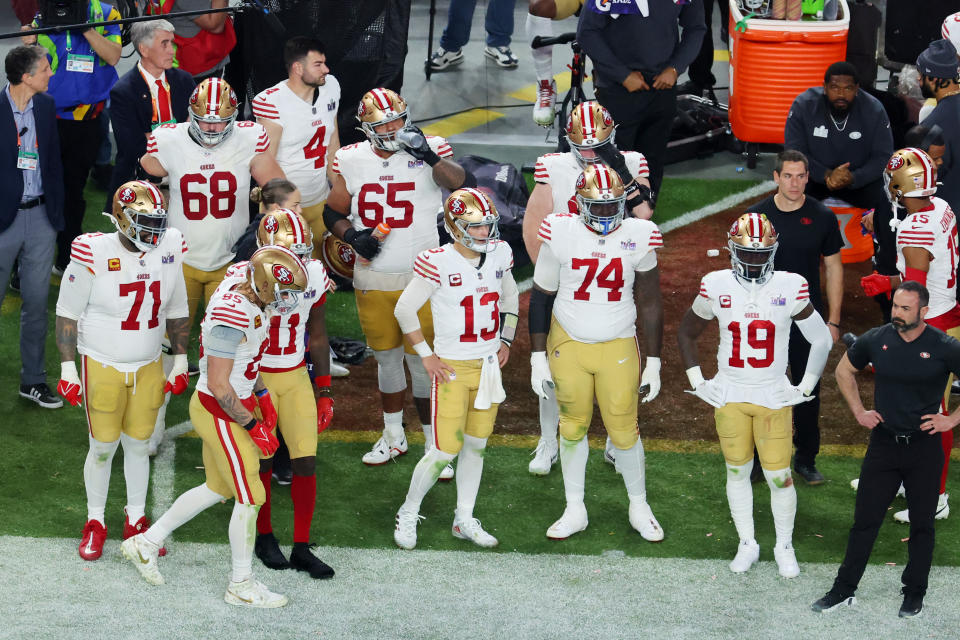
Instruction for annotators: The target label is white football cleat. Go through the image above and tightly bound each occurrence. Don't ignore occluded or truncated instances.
[362,433,408,465]
[452,517,499,548]
[850,478,905,497]
[330,360,350,378]
[774,542,800,578]
[224,577,288,608]
[120,533,164,586]
[438,463,455,481]
[528,438,558,476]
[628,500,664,542]
[894,493,949,523]
[394,507,422,550]
[547,503,588,540]
[532,79,557,127]
[729,539,760,573]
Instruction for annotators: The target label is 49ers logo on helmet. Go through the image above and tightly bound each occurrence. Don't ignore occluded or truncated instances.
[729,219,741,235]
[449,198,466,215]
[272,264,295,285]
[263,216,279,233]
[601,109,613,127]
[357,102,366,118]
[119,187,136,204]
[576,173,587,190]
[887,155,905,171]
[337,243,355,264]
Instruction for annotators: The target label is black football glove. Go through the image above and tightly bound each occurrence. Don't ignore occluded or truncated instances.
[625,182,653,210]
[343,227,382,260]
[594,143,633,186]
[396,126,441,166]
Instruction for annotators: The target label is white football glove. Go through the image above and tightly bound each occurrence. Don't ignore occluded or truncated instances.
[773,385,816,408]
[639,356,661,403]
[530,351,554,400]
[683,366,725,408]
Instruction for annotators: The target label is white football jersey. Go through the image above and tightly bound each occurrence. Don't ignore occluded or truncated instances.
[332,137,453,290]
[412,241,514,360]
[225,258,331,372]
[896,197,959,319]
[692,269,809,406]
[59,230,189,372]
[252,77,341,207]
[146,121,270,271]
[196,278,270,400]
[537,213,662,343]
[534,151,649,215]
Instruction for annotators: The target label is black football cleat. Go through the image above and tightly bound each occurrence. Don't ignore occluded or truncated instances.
[290,543,335,580]
[255,532,290,570]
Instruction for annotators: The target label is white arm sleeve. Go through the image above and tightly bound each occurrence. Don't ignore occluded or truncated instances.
[500,269,519,315]
[533,243,561,292]
[394,277,437,334]
[794,311,832,390]
[55,262,95,321]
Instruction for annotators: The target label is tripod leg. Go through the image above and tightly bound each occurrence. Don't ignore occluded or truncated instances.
[425,0,436,81]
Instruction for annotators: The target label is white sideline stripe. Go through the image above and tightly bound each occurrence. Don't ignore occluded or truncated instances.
[4,535,960,638]
[516,181,775,294]
[152,421,194,518]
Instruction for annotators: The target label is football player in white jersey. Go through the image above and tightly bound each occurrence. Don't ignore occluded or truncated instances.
[523,101,653,476]
[392,189,518,550]
[525,0,584,126]
[122,246,308,608]
[223,209,337,580]
[55,181,190,562]
[678,212,832,578]
[323,87,478,472]
[252,36,340,254]
[860,147,960,523]
[529,164,665,542]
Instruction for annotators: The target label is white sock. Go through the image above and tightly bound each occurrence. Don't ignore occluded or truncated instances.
[559,436,589,505]
[538,392,559,443]
[764,467,797,546]
[150,392,170,450]
[526,13,553,81]
[145,483,222,547]
[383,410,404,442]
[726,461,755,543]
[402,447,456,514]
[120,433,150,522]
[84,436,119,524]
[422,423,435,452]
[229,502,259,584]
[615,437,647,503]
[455,435,487,522]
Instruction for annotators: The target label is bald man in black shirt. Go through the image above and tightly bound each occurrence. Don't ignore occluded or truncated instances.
[812,282,960,618]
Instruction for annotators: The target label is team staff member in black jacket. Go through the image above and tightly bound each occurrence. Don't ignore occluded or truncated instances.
[576,0,705,202]
[812,282,960,618]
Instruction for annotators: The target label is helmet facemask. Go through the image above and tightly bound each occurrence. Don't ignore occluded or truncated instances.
[357,89,410,153]
[187,78,239,149]
[121,206,168,253]
[248,246,308,316]
[444,188,501,254]
[577,195,625,236]
[727,212,778,284]
[448,216,501,253]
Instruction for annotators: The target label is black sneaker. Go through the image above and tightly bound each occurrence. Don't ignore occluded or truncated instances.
[811,590,856,612]
[254,532,289,570]
[899,588,923,618]
[794,462,825,485]
[272,467,292,486]
[19,383,63,409]
[290,542,335,580]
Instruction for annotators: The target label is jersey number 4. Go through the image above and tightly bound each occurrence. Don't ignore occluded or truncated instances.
[119,280,161,330]
[460,293,500,342]
[180,172,238,220]
[357,182,415,228]
[727,320,775,368]
[572,257,624,301]
[303,125,327,169]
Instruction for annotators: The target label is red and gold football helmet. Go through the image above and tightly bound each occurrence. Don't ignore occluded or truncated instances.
[356,88,408,152]
[248,245,308,315]
[728,212,778,282]
[319,232,355,280]
[444,188,500,253]
[575,164,625,236]
[188,77,239,148]
[109,180,168,252]
[257,208,313,260]
[566,101,617,169]
[884,147,938,207]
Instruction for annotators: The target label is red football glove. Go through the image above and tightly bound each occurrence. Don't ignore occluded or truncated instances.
[248,420,279,456]
[317,396,334,433]
[163,354,189,395]
[58,361,82,406]
[860,273,893,298]
[255,389,278,431]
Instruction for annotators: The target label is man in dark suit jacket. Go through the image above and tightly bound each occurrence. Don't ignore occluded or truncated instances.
[105,19,195,211]
[1,46,65,408]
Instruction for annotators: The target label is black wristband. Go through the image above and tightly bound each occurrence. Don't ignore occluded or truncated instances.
[323,203,348,235]
[423,149,442,167]
[528,288,556,336]
[242,418,258,432]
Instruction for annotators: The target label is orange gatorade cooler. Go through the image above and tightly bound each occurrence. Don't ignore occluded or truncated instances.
[823,197,874,264]
[728,0,849,148]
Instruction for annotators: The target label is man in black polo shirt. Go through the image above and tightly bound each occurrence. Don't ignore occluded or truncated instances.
[812,282,960,617]
[752,150,844,485]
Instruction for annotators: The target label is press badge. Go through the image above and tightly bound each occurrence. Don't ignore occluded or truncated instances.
[17,150,38,170]
[66,54,95,73]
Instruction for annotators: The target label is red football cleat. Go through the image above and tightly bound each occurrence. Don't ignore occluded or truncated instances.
[123,511,167,557]
[78,520,107,561]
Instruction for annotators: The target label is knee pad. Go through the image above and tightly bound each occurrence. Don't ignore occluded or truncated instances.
[374,347,407,394]
[404,352,431,398]
[462,433,487,454]
[290,456,316,477]
[119,432,149,457]
[726,460,753,484]
[763,466,793,490]
[88,436,120,466]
